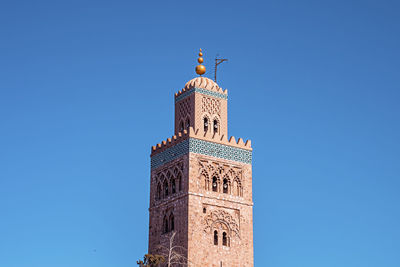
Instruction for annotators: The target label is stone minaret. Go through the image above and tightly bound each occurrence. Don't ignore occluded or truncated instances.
[148,52,253,267]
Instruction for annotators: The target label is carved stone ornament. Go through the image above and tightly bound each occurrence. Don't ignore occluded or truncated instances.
[203,210,240,238]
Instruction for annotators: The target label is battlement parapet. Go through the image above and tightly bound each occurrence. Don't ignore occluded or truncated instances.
[151,127,252,156]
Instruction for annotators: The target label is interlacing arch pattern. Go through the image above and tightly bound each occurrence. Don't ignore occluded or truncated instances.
[155,161,184,201]
[177,98,191,131]
[201,96,221,116]
[198,160,243,197]
[203,209,240,246]
[162,209,175,234]
[184,115,191,130]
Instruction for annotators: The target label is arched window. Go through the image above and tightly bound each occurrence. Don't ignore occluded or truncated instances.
[186,118,190,129]
[163,216,168,234]
[169,214,174,231]
[214,230,218,245]
[163,179,169,197]
[223,232,228,246]
[213,119,218,133]
[203,175,209,191]
[233,177,242,197]
[156,182,162,200]
[212,177,218,192]
[204,117,208,133]
[177,173,182,191]
[180,121,184,132]
[223,178,228,194]
[171,178,176,194]
[238,183,242,197]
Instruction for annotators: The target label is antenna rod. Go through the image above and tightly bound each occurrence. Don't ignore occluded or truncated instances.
[214,57,228,83]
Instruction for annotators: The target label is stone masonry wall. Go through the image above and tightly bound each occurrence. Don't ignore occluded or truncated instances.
[148,155,190,260]
[187,152,253,267]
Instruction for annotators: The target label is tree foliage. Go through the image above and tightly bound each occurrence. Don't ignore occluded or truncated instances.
[138,232,192,267]
[137,254,165,267]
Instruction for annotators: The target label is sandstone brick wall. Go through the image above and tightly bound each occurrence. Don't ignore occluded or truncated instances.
[193,92,228,137]
[186,153,253,267]
[148,155,190,258]
[175,92,228,137]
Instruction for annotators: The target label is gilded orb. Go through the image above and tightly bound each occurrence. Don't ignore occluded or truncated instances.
[199,52,203,57]
[197,57,204,63]
[195,64,206,75]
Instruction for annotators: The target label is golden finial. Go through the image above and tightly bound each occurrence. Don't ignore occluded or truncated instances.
[195,48,206,75]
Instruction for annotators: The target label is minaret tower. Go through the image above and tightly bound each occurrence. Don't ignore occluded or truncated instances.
[148,49,254,267]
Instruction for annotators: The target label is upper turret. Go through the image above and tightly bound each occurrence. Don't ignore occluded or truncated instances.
[174,50,229,138]
[151,49,251,157]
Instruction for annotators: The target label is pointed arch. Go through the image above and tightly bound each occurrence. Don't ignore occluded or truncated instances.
[222,177,230,194]
[156,182,162,200]
[173,166,179,176]
[179,120,184,132]
[203,114,210,133]
[223,232,228,246]
[185,115,191,130]
[214,230,218,245]
[201,169,210,191]
[171,176,176,194]
[211,173,220,192]
[163,179,169,197]
[233,176,242,197]
[169,213,174,231]
[163,215,168,234]
[176,171,183,191]
[212,116,220,134]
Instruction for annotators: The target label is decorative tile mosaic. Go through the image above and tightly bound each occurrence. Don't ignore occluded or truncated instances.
[189,139,252,164]
[151,138,252,170]
[151,139,189,170]
[175,87,228,103]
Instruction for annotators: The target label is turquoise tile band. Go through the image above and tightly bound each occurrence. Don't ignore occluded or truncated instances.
[151,138,252,170]
[151,139,190,170]
[175,87,228,102]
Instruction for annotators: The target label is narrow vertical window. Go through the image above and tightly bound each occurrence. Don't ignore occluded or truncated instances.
[169,214,174,231]
[186,118,190,129]
[223,178,228,194]
[223,232,228,246]
[213,120,218,133]
[164,180,169,197]
[204,118,208,133]
[180,121,184,132]
[172,179,176,194]
[163,216,168,234]
[178,173,182,191]
[214,230,218,245]
[156,183,162,200]
[212,177,218,192]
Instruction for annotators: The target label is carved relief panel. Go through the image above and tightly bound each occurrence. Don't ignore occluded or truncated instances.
[202,208,240,247]
[197,158,244,197]
[153,160,184,202]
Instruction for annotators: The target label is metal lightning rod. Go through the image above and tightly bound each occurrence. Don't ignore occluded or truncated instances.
[214,55,228,83]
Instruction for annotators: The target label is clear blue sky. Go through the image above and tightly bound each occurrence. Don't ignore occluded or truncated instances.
[1,1,399,266]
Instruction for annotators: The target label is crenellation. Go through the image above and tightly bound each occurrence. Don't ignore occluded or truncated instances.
[151,127,252,156]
